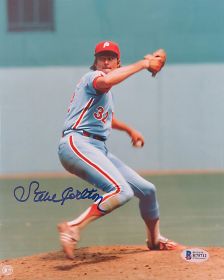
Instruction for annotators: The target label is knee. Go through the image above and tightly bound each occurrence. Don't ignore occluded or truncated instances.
[142,182,157,198]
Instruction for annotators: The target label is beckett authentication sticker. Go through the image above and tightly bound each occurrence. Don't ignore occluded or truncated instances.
[181,248,209,263]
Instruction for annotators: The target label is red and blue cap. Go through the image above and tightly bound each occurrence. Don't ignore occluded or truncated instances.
[94,41,120,58]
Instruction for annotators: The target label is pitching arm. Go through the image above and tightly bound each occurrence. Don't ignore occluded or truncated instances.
[112,115,144,147]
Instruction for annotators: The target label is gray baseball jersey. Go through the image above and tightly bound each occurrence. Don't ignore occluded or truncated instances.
[63,70,114,139]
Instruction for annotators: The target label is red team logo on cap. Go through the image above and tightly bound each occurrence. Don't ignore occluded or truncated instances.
[103,42,110,48]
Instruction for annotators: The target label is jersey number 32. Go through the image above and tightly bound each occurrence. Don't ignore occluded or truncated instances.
[94,106,109,124]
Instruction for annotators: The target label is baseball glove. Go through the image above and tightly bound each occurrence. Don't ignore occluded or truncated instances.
[145,49,167,76]
[153,49,166,65]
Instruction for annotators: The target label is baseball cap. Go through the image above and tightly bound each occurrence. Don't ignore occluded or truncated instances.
[94,41,120,58]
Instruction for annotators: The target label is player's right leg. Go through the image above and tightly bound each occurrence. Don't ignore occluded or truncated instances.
[107,152,185,251]
[57,132,134,258]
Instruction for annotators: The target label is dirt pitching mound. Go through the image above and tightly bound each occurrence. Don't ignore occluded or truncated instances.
[1,246,224,280]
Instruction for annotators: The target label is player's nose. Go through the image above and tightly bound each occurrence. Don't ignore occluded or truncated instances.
[104,59,109,64]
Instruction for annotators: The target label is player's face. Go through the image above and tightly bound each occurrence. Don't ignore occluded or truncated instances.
[95,52,119,74]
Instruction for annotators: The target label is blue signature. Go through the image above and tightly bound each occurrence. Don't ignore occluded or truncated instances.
[13,181,103,206]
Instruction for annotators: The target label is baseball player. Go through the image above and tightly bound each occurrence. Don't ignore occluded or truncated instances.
[57,41,184,259]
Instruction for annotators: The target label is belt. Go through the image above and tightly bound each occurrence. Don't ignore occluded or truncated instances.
[82,131,105,141]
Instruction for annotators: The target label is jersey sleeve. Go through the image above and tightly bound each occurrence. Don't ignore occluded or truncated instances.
[87,71,111,95]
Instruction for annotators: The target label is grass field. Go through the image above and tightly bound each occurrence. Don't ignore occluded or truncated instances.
[0,172,224,259]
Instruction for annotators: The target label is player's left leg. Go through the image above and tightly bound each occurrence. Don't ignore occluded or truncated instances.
[107,152,184,250]
[57,133,134,258]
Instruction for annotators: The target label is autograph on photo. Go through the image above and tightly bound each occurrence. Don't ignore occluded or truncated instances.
[13,181,103,206]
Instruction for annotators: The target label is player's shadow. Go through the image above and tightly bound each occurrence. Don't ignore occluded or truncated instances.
[54,254,118,271]
[41,246,148,271]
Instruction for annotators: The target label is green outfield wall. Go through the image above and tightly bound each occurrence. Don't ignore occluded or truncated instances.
[1,0,224,67]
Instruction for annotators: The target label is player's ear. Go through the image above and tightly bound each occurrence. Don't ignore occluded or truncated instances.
[117,58,121,68]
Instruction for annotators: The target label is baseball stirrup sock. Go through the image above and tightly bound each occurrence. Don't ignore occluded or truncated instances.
[68,193,121,226]
[68,203,105,226]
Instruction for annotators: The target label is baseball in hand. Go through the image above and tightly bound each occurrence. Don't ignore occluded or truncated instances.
[133,140,144,148]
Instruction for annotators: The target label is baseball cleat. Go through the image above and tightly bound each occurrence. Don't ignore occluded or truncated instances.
[146,238,186,251]
[57,222,80,259]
